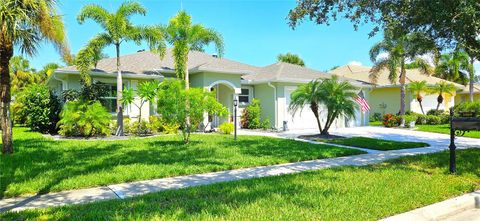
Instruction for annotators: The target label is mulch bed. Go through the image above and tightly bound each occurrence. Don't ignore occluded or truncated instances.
[298,134,345,141]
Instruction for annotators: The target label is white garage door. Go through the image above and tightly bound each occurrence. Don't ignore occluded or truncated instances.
[285,86,322,129]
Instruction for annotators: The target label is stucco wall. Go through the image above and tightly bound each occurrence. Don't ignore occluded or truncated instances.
[455,94,480,104]
[253,84,276,128]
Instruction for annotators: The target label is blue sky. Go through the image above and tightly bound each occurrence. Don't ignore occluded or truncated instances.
[23,0,480,74]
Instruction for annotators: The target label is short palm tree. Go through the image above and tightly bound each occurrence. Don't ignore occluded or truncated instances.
[431,81,457,111]
[369,31,434,124]
[288,79,324,133]
[407,80,429,114]
[289,76,357,135]
[0,0,70,154]
[164,11,224,89]
[435,51,470,85]
[277,53,305,66]
[76,2,166,136]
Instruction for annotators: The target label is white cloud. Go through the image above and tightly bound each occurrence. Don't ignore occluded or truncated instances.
[348,61,363,66]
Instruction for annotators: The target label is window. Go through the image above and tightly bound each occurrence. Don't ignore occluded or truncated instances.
[239,88,250,104]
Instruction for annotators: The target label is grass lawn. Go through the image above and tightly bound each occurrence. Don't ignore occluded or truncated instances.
[3,149,479,221]
[318,137,429,151]
[415,124,480,139]
[0,127,364,198]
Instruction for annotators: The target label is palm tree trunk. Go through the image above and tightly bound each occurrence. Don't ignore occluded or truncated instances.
[115,43,124,136]
[469,57,474,102]
[399,59,406,126]
[436,95,443,111]
[0,44,13,154]
[419,102,425,115]
[310,103,322,134]
[184,53,191,143]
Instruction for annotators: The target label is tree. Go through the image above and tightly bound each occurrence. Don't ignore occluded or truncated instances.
[468,57,476,102]
[288,1,480,61]
[407,80,429,115]
[289,76,357,135]
[431,81,457,111]
[164,11,224,89]
[76,1,166,136]
[277,53,305,66]
[435,51,470,85]
[369,31,434,125]
[122,81,160,126]
[0,0,70,154]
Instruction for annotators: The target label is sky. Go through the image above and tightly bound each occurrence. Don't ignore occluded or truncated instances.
[23,0,480,75]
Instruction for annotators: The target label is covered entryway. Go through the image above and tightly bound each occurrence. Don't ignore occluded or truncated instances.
[207,80,240,129]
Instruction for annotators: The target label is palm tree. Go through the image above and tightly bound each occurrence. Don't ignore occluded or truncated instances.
[467,57,476,102]
[435,51,470,85]
[164,11,224,89]
[431,81,457,111]
[0,0,70,154]
[289,76,357,135]
[369,31,434,125]
[277,53,305,66]
[407,80,429,114]
[288,79,324,133]
[76,2,166,136]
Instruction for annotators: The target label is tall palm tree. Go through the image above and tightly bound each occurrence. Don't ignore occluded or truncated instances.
[164,11,224,89]
[76,2,166,136]
[431,81,457,111]
[369,31,434,125]
[277,53,305,66]
[468,57,476,102]
[289,76,357,135]
[0,0,70,154]
[288,79,324,133]
[407,80,429,114]
[435,51,470,85]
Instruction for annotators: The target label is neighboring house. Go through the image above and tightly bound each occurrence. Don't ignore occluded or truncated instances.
[330,65,464,115]
[455,83,480,104]
[48,50,370,130]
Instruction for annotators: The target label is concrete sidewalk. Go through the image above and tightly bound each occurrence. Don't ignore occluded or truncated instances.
[0,142,473,213]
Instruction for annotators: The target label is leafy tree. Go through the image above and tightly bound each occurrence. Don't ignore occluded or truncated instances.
[240,99,262,129]
[289,76,358,135]
[9,56,38,95]
[0,0,70,154]
[157,79,226,143]
[435,51,470,85]
[369,31,434,124]
[407,80,429,115]
[288,0,480,61]
[76,1,166,136]
[431,81,457,111]
[277,53,305,66]
[122,81,160,126]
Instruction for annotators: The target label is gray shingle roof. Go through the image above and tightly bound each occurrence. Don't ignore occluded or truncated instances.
[56,49,259,75]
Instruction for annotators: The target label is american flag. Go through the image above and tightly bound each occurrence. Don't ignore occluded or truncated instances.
[355,90,370,113]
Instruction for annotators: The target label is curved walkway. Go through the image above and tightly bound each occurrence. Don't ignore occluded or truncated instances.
[1,127,479,213]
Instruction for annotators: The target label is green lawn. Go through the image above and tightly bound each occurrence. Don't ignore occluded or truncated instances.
[415,124,480,138]
[318,137,429,151]
[3,149,479,221]
[0,127,364,198]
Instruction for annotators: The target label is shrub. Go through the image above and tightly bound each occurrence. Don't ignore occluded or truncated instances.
[382,114,398,127]
[129,120,150,136]
[17,84,61,133]
[454,101,480,117]
[403,114,418,124]
[58,101,111,137]
[439,114,450,124]
[426,115,442,125]
[218,122,234,134]
[426,109,446,116]
[241,98,262,129]
[261,119,271,130]
[416,114,427,125]
[370,112,383,122]
[148,115,163,133]
[163,123,180,134]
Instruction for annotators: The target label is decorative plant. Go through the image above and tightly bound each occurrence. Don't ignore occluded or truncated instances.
[122,81,160,133]
[218,122,234,134]
[57,101,112,137]
[430,81,456,111]
[241,99,262,129]
[382,113,398,128]
[407,80,429,114]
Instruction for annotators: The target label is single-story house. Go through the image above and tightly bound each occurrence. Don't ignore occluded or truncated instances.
[48,50,371,130]
[330,65,464,115]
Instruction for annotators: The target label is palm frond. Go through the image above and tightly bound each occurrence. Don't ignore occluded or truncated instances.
[116,1,147,18]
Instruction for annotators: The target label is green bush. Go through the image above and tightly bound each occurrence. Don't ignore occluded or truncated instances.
[148,115,163,133]
[218,122,234,134]
[426,115,442,125]
[454,101,480,117]
[129,120,150,136]
[241,98,262,129]
[163,123,179,134]
[403,114,418,124]
[426,109,446,116]
[369,112,383,122]
[58,101,111,137]
[416,114,427,125]
[382,114,398,127]
[261,119,271,130]
[439,114,450,124]
[17,84,61,134]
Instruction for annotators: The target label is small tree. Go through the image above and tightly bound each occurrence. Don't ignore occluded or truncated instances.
[122,81,160,129]
[157,79,226,143]
[431,81,457,111]
[407,80,429,114]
